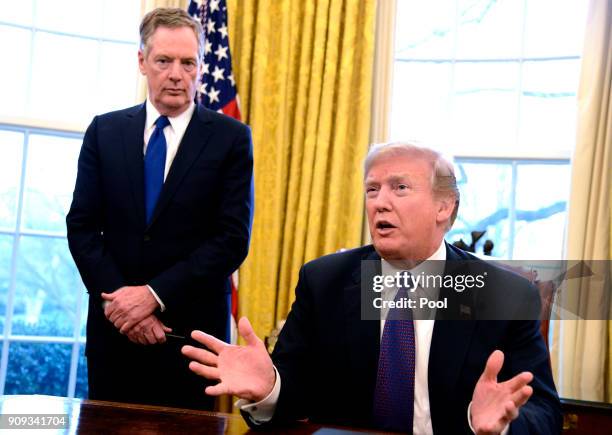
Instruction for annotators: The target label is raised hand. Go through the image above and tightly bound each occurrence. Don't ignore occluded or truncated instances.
[181,317,276,402]
[470,350,534,435]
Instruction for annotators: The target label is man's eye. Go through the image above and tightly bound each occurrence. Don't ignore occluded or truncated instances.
[183,61,196,71]
[398,184,408,190]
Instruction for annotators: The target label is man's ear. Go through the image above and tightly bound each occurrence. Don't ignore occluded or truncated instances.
[138,50,146,75]
[436,195,455,224]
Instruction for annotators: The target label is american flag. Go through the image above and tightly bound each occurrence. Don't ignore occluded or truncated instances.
[188,0,242,328]
[188,0,242,119]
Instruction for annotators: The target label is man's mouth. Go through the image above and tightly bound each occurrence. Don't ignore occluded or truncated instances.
[375,220,396,234]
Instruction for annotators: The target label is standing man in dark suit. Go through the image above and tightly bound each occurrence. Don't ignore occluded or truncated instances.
[182,143,561,433]
[66,7,253,410]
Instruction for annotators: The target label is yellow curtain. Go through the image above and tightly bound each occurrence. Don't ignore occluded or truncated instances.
[551,0,612,402]
[226,0,376,338]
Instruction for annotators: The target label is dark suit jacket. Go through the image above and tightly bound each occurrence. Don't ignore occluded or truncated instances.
[261,243,561,434]
[66,103,253,406]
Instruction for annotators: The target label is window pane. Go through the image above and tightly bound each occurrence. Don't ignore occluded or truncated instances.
[101,0,140,42]
[0,25,31,118]
[448,162,513,258]
[22,133,81,233]
[11,236,81,337]
[98,41,139,114]
[455,0,523,59]
[0,235,13,335]
[390,62,451,143]
[34,0,103,38]
[75,344,88,399]
[0,0,33,26]
[513,164,570,259]
[29,32,99,125]
[524,0,588,58]
[451,62,519,148]
[518,59,581,152]
[0,130,23,230]
[395,0,455,60]
[5,342,71,396]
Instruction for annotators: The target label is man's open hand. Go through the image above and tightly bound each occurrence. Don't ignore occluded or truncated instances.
[470,350,533,435]
[181,317,276,402]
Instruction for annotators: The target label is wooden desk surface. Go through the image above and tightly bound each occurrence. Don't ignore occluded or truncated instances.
[0,395,377,434]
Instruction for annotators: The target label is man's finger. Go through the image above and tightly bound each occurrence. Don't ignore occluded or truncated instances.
[120,323,132,334]
[152,323,166,343]
[205,383,229,396]
[503,400,520,422]
[101,292,114,301]
[113,318,127,330]
[188,361,220,380]
[103,302,114,318]
[238,317,260,347]
[481,350,504,382]
[182,345,219,366]
[144,329,156,345]
[510,385,533,408]
[501,371,533,392]
[108,309,123,324]
[191,330,227,354]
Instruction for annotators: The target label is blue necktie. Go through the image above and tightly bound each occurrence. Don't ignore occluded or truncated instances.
[144,116,170,225]
[373,272,415,433]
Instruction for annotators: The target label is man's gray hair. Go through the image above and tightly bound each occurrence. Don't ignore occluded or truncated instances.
[140,7,204,59]
[364,142,460,229]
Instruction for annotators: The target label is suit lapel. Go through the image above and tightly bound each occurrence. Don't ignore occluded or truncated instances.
[147,105,214,228]
[343,248,380,419]
[123,104,146,226]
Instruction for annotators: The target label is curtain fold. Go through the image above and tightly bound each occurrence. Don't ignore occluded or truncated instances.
[226,0,376,338]
[552,0,612,402]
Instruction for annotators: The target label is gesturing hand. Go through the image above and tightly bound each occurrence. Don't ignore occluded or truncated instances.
[181,317,276,402]
[470,350,534,435]
[102,285,158,333]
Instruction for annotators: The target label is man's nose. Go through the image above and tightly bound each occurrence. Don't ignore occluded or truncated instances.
[372,187,392,211]
[168,60,182,80]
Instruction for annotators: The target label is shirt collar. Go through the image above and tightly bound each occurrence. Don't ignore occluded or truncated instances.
[381,239,447,277]
[145,100,196,131]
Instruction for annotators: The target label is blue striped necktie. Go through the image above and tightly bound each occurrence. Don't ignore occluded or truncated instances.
[144,115,170,224]
[373,272,415,433]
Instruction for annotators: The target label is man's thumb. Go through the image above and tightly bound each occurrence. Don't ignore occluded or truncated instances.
[482,349,504,382]
[238,316,259,346]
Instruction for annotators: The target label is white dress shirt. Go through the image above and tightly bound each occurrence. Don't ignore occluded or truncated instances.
[143,100,196,311]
